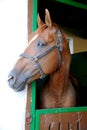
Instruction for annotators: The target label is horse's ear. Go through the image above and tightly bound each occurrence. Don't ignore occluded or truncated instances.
[45,9,52,28]
[37,13,44,27]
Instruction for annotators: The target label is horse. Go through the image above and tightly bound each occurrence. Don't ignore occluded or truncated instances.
[8,9,76,108]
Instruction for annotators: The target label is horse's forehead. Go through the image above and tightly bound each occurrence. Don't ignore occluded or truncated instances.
[28,25,48,45]
[28,34,39,45]
[28,24,57,46]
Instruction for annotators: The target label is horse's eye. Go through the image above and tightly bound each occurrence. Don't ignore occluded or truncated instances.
[36,41,46,48]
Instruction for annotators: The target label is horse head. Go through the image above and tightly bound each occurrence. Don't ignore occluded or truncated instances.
[8,9,70,92]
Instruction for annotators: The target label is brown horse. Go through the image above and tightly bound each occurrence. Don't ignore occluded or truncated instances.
[8,9,76,108]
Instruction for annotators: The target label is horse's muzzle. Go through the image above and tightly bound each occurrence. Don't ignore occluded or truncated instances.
[8,72,16,87]
[8,70,26,92]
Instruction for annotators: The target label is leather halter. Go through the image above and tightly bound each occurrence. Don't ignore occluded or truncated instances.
[20,30,62,79]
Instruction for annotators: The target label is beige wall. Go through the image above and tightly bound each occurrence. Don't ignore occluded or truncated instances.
[67,32,87,53]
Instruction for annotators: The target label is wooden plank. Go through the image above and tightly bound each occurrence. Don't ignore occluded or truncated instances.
[40,112,87,130]
[25,86,32,130]
[25,0,33,129]
[80,112,87,130]
[28,0,33,35]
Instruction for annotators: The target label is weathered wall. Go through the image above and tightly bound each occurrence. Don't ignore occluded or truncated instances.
[0,0,28,130]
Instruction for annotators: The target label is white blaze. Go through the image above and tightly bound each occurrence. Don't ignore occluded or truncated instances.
[28,34,39,45]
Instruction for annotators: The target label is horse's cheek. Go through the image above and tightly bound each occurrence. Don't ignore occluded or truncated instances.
[40,55,58,74]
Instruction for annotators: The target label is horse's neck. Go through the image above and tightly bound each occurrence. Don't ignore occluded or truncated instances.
[49,52,71,96]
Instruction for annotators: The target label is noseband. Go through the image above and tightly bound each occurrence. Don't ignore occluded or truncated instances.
[20,30,62,79]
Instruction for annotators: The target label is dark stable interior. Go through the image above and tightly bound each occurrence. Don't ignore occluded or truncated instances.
[36,0,87,108]
[38,0,87,39]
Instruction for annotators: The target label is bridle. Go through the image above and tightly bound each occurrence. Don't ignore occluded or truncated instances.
[20,29,62,79]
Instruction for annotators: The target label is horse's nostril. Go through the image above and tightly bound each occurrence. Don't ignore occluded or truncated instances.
[8,75,13,81]
[8,74,16,87]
